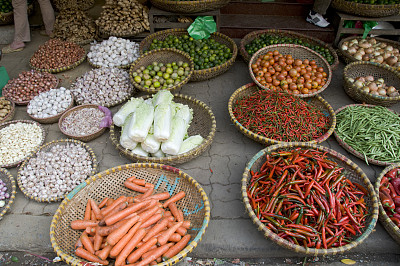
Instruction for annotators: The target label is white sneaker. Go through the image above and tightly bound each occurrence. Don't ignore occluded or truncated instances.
[306,11,330,28]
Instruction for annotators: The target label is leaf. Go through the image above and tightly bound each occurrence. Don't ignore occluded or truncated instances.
[341,259,356,265]
[10,256,19,262]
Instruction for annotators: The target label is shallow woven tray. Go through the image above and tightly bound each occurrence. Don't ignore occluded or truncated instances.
[242,142,379,255]
[50,163,210,266]
[59,104,106,142]
[88,59,132,70]
[129,48,194,93]
[343,61,400,107]
[0,168,16,221]
[17,139,97,203]
[0,98,15,124]
[332,0,400,17]
[249,44,332,98]
[228,83,336,146]
[0,120,46,168]
[375,163,400,245]
[240,29,339,70]
[334,104,400,166]
[110,94,216,165]
[27,92,74,124]
[150,0,230,13]
[139,28,238,82]
[29,49,86,74]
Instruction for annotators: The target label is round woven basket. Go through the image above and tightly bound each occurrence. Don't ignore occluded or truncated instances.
[88,59,132,70]
[50,163,210,266]
[228,83,336,146]
[334,104,400,166]
[249,44,332,98]
[59,104,107,142]
[240,29,339,70]
[110,94,216,165]
[375,163,400,245]
[332,0,400,17]
[150,0,230,13]
[0,11,13,26]
[29,50,86,74]
[129,48,194,93]
[343,61,400,107]
[0,120,46,168]
[242,142,379,255]
[27,92,74,124]
[17,139,97,203]
[139,28,238,82]
[0,98,15,124]
[0,168,16,221]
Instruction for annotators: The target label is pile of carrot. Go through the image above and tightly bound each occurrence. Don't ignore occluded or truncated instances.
[70,176,191,266]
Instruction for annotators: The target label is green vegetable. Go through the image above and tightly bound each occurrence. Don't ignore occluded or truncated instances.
[120,113,138,150]
[127,100,154,142]
[113,97,144,127]
[178,135,204,154]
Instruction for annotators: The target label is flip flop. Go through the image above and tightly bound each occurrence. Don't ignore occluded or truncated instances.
[2,45,24,54]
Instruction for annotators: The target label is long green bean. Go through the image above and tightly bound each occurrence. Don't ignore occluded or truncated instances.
[336,105,400,164]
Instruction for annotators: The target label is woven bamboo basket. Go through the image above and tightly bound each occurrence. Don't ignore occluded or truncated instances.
[332,0,400,17]
[240,29,339,70]
[0,97,15,124]
[139,28,238,81]
[228,83,336,146]
[150,0,230,13]
[50,163,210,265]
[110,94,216,165]
[249,44,332,98]
[375,163,400,245]
[129,48,194,93]
[59,105,107,142]
[242,143,379,255]
[0,120,46,168]
[343,61,400,107]
[0,3,34,25]
[0,168,16,221]
[29,49,86,74]
[17,139,97,203]
[334,104,400,166]
[88,59,132,70]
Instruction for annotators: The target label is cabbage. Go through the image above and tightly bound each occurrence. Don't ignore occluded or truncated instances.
[161,116,187,155]
[152,90,173,107]
[174,103,193,125]
[178,135,204,154]
[131,144,149,157]
[119,114,138,150]
[153,103,172,141]
[127,100,154,142]
[151,149,166,158]
[141,133,161,154]
[113,97,143,127]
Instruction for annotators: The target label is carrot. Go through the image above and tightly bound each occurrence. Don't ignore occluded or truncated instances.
[75,237,83,249]
[134,243,172,266]
[86,226,95,236]
[101,196,127,216]
[99,197,109,209]
[157,221,183,246]
[126,196,134,203]
[75,247,109,265]
[126,237,158,264]
[124,181,147,193]
[178,209,184,222]
[94,233,103,251]
[81,232,95,254]
[140,213,162,229]
[105,199,156,226]
[138,186,154,201]
[114,228,146,266]
[127,176,137,182]
[162,234,191,260]
[182,220,191,229]
[110,221,142,257]
[95,244,113,261]
[91,210,96,221]
[138,206,160,224]
[168,202,182,222]
[71,220,98,230]
[107,215,139,246]
[84,200,92,220]
[146,192,170,201]
[106,198,114,207]
[100,202,129,225]
[141,245,158,259]
[143,217,169,242]
[90,199,104,220]
[163,191,186,208]
[97,220,127,236]
[164,211,172,217]
[169,233,182,242]
[175,226,187,236]
[132,179,146,186]
[150,261,157,265]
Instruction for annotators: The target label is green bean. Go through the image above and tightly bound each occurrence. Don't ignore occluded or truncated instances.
[336,105,400,164]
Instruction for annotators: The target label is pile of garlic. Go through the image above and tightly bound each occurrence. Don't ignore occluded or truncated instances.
[27,87,73,118]
[88,36,140,67]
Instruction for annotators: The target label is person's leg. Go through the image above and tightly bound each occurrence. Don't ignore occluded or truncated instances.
[306,0,331,28]
[312,0,331,15]
[11,0,29,49]
[37,0,55,35]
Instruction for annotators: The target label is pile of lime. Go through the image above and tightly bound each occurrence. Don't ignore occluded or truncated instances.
[0,0,13,13]
[245,34,335,65]
[345,0,398,4]
[131,61,191,90]
[147,35,232,70]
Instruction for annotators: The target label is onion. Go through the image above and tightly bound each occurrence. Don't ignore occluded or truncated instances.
[362,87,370,93]
[368,38,377,45]
[359,40,371,48]
[389,92,400,97]
[354,52,363,61]
[376,55,384,64]
[385,45,394,52]
[365,76,374,82]
[383,52,392,60]
[378,88,387,96]
[358,48,366,56]
[357,77,366,82]
[387,86,397,94]
[354,80,364,89]
[362,54,370,61]
[365,48,374,54]
[348,47,357,55]
[371,91,380,96]
[348,78,355,83]
[368,82,378,91]
[386,56,398,66]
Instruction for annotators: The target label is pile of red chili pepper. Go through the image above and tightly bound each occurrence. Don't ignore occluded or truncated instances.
[379,168,400,227]
[247,148,369,249]
[232,89,330,142]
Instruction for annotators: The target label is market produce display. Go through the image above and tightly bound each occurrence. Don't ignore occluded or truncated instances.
[379,168,400,228]
[0,179,10,204]
[0,97,14,122]
[0,168,16,219]
[349,75,399,97]
[2,70,58,105]
[51,0,95,10]
[88,37,140,68]
[60,106,105,137]
[344,0,397,4]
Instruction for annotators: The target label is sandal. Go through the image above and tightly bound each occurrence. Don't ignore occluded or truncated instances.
[2,45,24,54]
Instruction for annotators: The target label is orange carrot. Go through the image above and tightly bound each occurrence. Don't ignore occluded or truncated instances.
[107,215,139,246]
[126,237,158,264]
[86,226,96,236]
[175,226,187,236]
[97,220,127,236]
[124,181,147,193]
[132,179,146,186]
[141,245,158,259]
[75,247,109,265]
[110,221,142,257]
[71,220,98,230]
[178,209,184,222]
[164,211,172,217]
[142,217,169,243]
[182,220,191,229]
[138,206,160,224]
[114,228,146,266]
[163,191,186,208]
[84,200,92,220]
[139,186,154,201]
[169,233,182,242]
[140,213,162,229]
[150,261,157,265]
[105,199,156,226]
[81,232,95,254]
[106,198,114,207]
[101,196,127,216]
[90,199,104,220]
[100,202,129,225]
[94,233,103,251]
[75,237,83,249]
[126,196,134,203]
[168,202,182,222]
[157,221,183,246]
[162,234,191,260]
[134,243,172,266]
[98,197,109,209]
[95,244,113,261]
[127,176,137,182]
[91,210,96,221]
[146,192,170,201]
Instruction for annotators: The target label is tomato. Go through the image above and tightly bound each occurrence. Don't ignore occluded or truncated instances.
[294,59,302,66]
[301,88,309,94]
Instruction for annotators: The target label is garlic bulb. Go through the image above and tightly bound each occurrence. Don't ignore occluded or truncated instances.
[27,87,72,118]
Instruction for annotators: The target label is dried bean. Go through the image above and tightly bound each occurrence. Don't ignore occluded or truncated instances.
[61,108,105,136]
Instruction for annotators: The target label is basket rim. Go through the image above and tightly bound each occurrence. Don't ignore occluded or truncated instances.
[128,48,194,93]
[16,139,98,203]
[58,104,106,141]
[248,43,332,98]
[333,103,400,166]
[0,97,15,124]
[88,59,132,70]
[332,0,400,9]
[49,162,211,266]
[241,142,379,255]
[150,0,230,13]
[228,83,336,146]
[0,168,17,220]
[110,93,217,164]
[0,120,46,168]
[151,0,229,5]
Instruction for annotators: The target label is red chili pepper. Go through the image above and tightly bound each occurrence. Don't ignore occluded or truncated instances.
[393,196,400,207]
[391,178,400,196]
[380,191,395,210]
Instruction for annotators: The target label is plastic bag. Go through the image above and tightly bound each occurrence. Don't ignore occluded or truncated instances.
[98,106,112,128]
[187,16,217,40]
[0,67,9,94]
[344,20,378,39]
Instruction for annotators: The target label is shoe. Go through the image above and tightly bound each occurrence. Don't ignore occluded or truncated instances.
[306,11,330,28]
[40,30,54,38]
[2,45,24,54]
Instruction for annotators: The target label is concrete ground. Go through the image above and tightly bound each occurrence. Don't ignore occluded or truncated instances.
[1,19,400,266]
